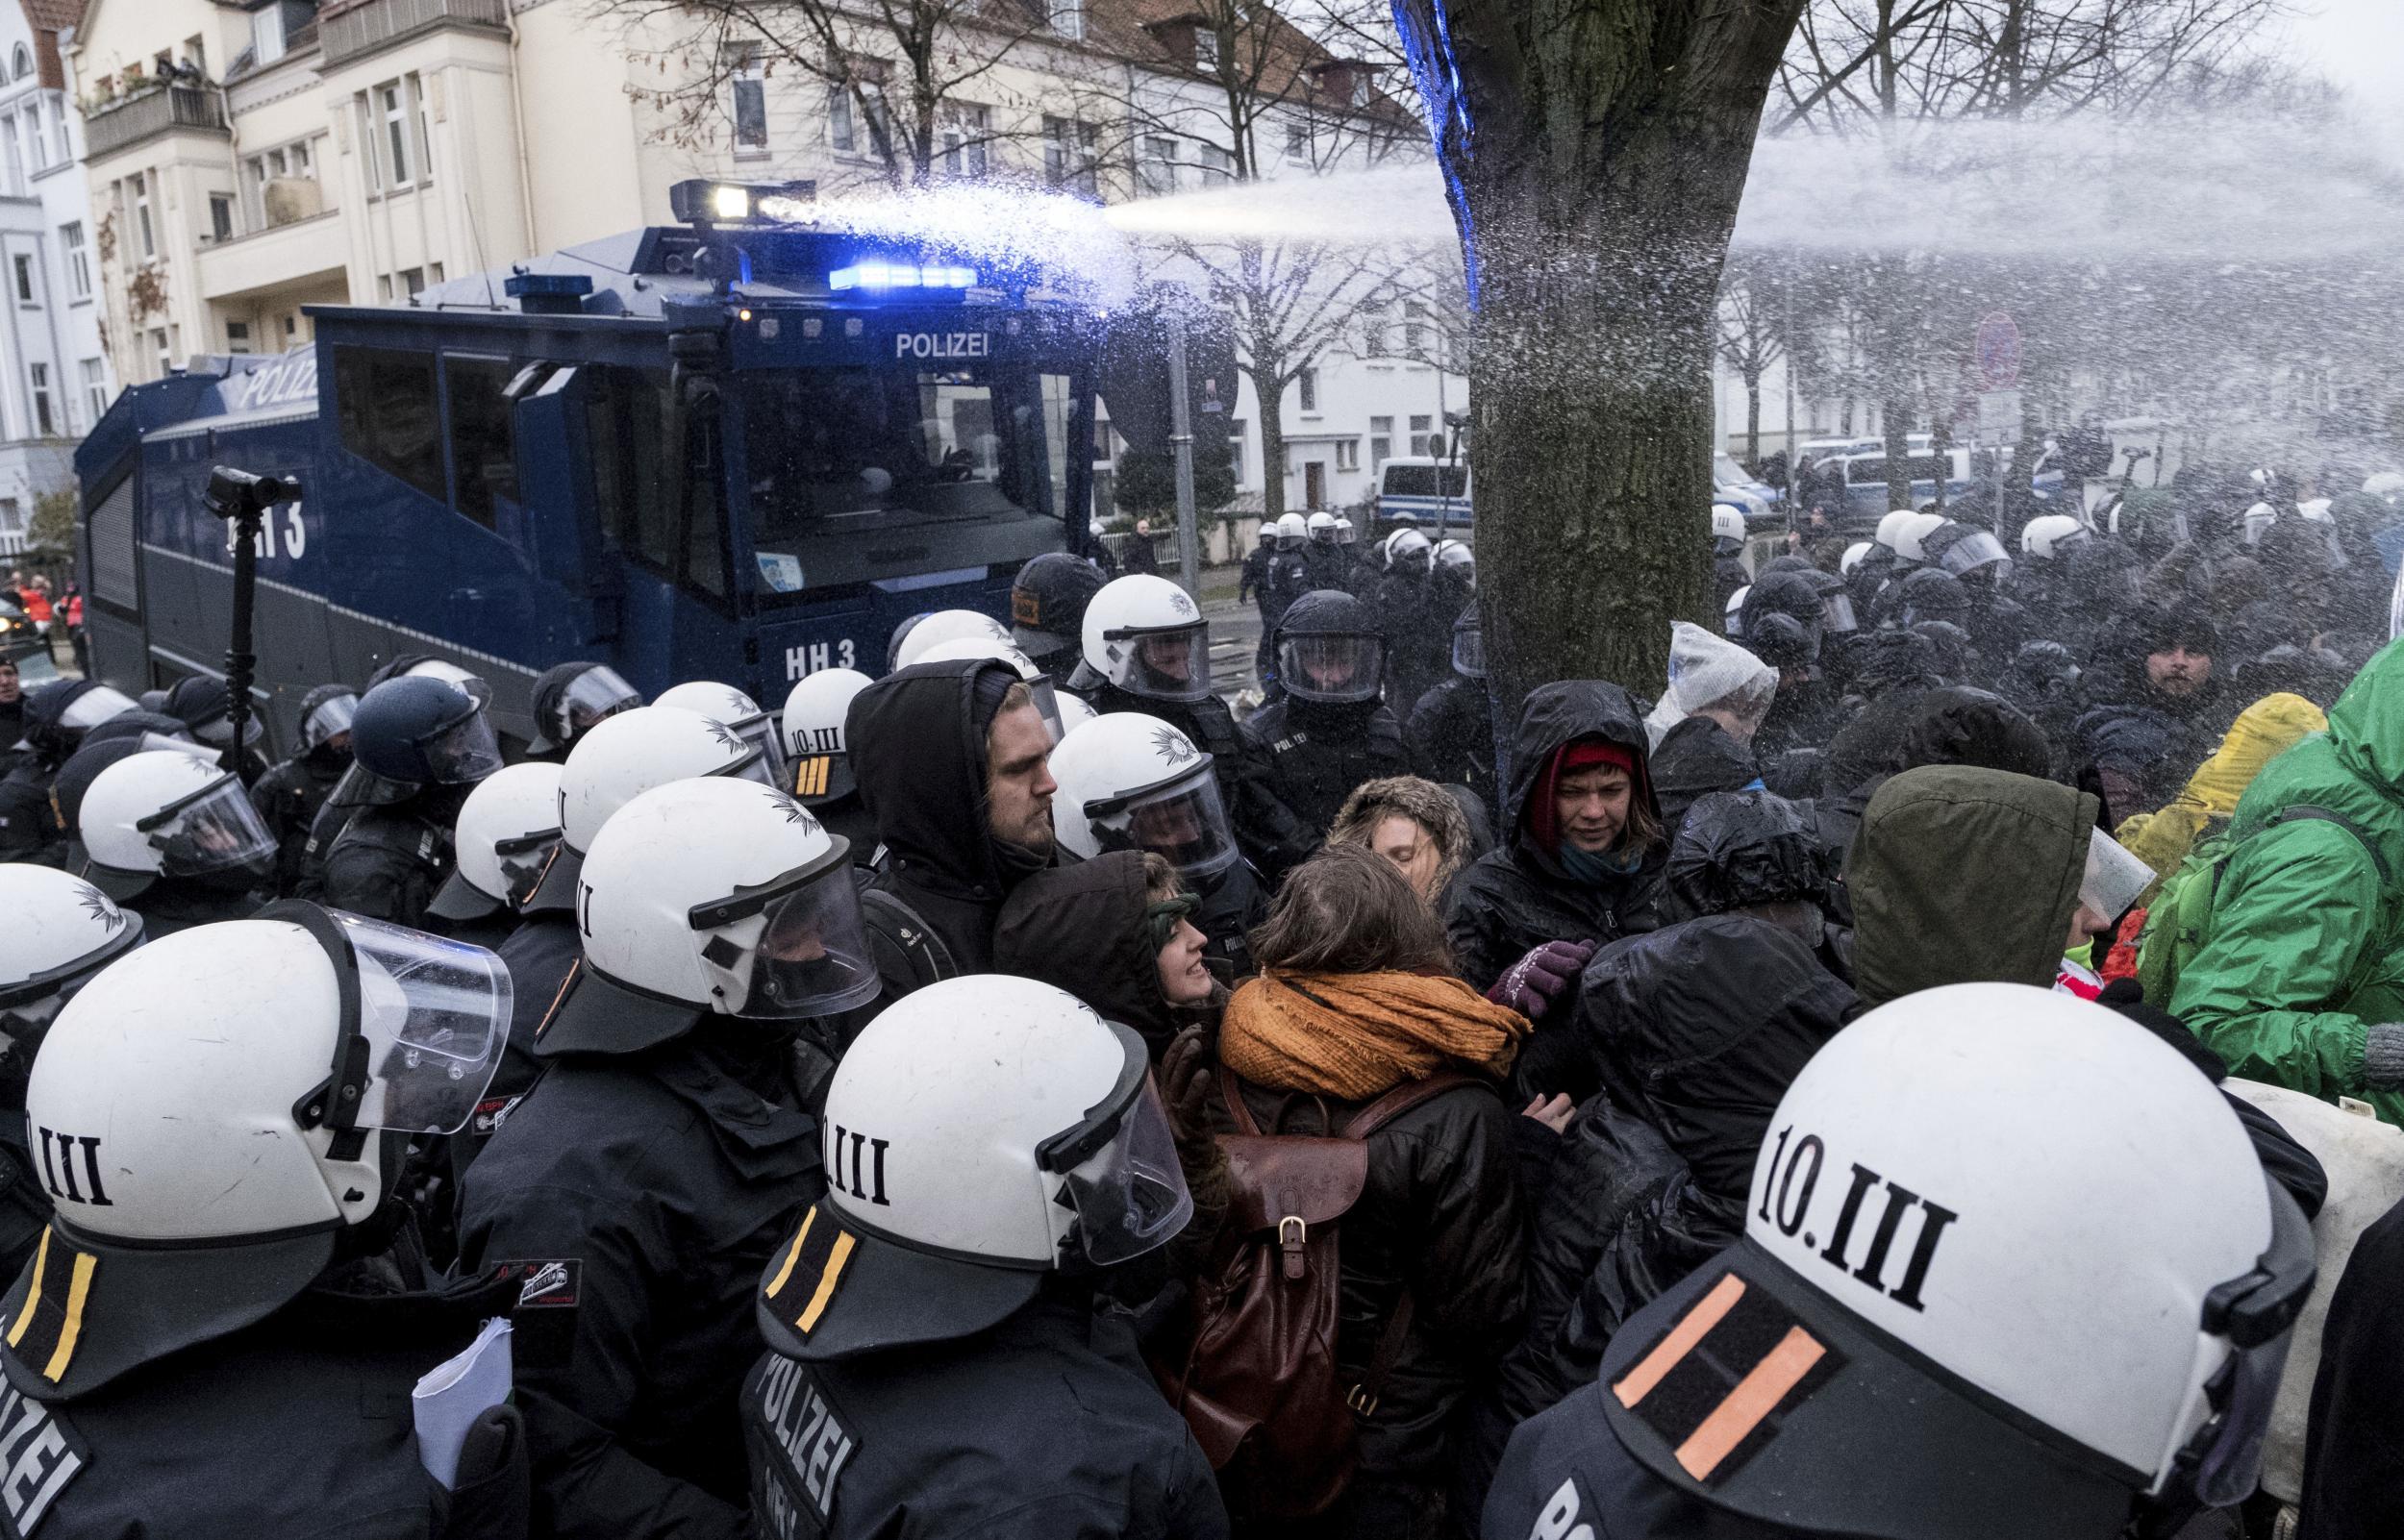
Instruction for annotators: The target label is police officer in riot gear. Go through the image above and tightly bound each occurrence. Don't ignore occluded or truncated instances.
[741,975,1226,1540]
[0,680,139,865]
[782,669,876,859]
[1255,514,1313,688]
[1242,589,1410,875]
[0,905,529,1538]
[1045,709,1264,979]
[314,675,505,927]
[296,658,493,895]
[525,660,642,763]
[0,864,143,1281]
[79,748,277,935]
[1409,609,1497,811]
[251,683,356,897]
[457,776,878,1540]
[162,675,269,782]
[1012,552,1108,688]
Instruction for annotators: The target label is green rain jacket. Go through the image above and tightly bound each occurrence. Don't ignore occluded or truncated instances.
[2170,640,2404,1125]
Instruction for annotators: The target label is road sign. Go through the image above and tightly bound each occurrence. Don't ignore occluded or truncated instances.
[1975,311,2021,390]
[1978,387,2023,443]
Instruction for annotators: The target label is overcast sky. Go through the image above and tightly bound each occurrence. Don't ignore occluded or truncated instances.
[2283,0,2404,104]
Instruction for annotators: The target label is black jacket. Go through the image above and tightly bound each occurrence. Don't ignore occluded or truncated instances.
[994,853,1190,1061]
[9,1249,525,1540]
[1215,1074,1527,1503]
[1239,696,1409,879]
[251,748,351,897]
[1485,1375,1801,1540]
[742,1297,1228,1540]
[1408,675,1496,813]
[451,911,581,1180]
[0,758,60,866]
[1647,717,1760,834]
[119,873,265,938]
[455,1023,822,1540]
[847,659,1049,990]
[320,799,457,929]
[2297,1189,2404,1540]
[1443,682,1669,994]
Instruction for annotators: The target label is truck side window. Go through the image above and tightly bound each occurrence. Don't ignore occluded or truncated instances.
[586,363,727,605]
[334,344,444,504]
[443,355,520,532]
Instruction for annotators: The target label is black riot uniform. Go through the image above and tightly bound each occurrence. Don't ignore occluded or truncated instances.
[251,683,358,897]
[319,792,465,928]
[1485,1373,1794,1540]
[1241,591,1411,876]
[743,1296,1228,1540]
[455,1004,823,1540]
[450,909,581,1177]
[0,1230,528,1540]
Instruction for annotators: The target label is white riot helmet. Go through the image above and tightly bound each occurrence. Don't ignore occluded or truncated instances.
[2243,500,2278,546]
[755,976,1191,1361]
[1045,711,1237,880]
[1082,575,1210,705]
[782,667,872,805]
[2362,471,2404,503]
[655,680,789,790]
[524,704,779,912]
[1596,984,2311,1536]
[6,907,508,1395]
[552,777,876,1053]
[2296,497,2335,525]
[400,657,492,708]
[1306,511,1339,544]
[1055,690,1098,735]
[0,864,143,1056]
[1873,509,1917,552]
[426,762,563,926]
[1386,527,1434,574]
[1274,511,1308,549]
[1724,584,1749,640]
[1891,511,1948,563]
[914,637,1064,743]
[1433,538,1474,579]
[1335,515,1357,545]
[80,750,277,901]
[892,609,1012,672]
[2021,513,2093,561]
[1711,505,1746,551]
[1840,540,1873,576]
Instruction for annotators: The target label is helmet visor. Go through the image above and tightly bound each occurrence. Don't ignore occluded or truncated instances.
[1037,1031,1193,1270]
[421,710,505,785]
[61,685,138,734]
[2184,1184,2316,1506]
[492,827,563,910]
[301,692,358,750]
[140,772,276,878]
[1820,593,1860,634]
[336,910,510,1135]
[555,666,640,739]
[1936,530,2012,579]
[714,747,780,788]
[733,712,791,789]
[1112,624,1212,704]
[194,707,264,750]
[1453,623,1487,680]
[1279,634,1384,705]
[710,857,880,1019]
[1118,770,1239,882]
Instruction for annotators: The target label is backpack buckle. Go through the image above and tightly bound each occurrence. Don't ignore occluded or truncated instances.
[1346,1383,1379,1416]
[1278,1215,1307,1280]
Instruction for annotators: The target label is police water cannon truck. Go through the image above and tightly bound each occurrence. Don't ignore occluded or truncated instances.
[74,178,1107,747]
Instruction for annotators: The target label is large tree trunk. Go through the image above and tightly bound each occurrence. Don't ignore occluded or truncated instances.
[1744,371,1763,465]
[1394,0,1804,733]
[1255,374,1290,522]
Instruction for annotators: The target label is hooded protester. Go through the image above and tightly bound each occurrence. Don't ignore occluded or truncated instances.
[1326,773,1478,907]
[1644,624,1775,832]
[1445,682,1670,996]
[1211,845,1530,1538]
[249,683,357,897]
[994,849,1222,1064]
[847,658,1059,994]
[2082,603,2227,776]
[2071,704,2186,829]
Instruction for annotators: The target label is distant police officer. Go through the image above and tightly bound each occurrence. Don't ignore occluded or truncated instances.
[457,776,879,1540]
[525,660,643,763]
[1012,553,1109,688]
[1242,589,1410,873]
[252,683,357,896]
[1305,510,1347,591]
[317,675,506,927]
[1486,984,2313,1540]
[1376,529,1450,714]
[782,668,876,859]
[0,906,529,1538]
[1712,503,1751,611]
[1256,514,1314,686]
[79,748,277,935]
[162,674,269,782]
[1409,609,1497,810]
[0,681,138,865]
[741,975,1226,1540]
[1046,709,1264,979]
[0,864,143,1280]
[296,658,491,893]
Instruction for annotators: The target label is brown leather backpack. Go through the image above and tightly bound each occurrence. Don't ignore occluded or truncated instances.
[1154,1066,1472,1521]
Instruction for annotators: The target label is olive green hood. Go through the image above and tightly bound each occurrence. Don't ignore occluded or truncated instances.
[1849,765,2099,1010]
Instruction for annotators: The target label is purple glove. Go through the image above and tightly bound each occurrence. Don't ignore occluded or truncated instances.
[1484,940,1598,1019]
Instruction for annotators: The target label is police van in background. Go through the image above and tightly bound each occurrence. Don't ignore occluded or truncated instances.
[1375,456,1471,533]
[74,179,1103,749]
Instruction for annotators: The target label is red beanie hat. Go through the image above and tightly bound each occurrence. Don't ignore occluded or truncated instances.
[1527,736,1639,854]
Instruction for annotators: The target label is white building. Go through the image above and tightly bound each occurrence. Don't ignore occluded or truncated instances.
[0,0,105,557]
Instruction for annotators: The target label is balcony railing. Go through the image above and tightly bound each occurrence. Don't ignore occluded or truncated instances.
[321,0,510,67]
[83,85,228,161]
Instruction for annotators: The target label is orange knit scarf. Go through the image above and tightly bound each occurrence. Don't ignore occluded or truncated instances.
[1218,970,1531,1100]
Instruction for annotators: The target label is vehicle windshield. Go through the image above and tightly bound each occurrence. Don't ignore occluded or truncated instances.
[1383,463,1468,499]
[739,363,1079,595]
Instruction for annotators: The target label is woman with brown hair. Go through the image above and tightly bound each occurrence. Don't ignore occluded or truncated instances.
[1324,775,1477,905]
[1211,844,1532,1538]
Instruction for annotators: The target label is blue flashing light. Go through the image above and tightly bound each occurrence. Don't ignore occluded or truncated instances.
[828,261,981,292]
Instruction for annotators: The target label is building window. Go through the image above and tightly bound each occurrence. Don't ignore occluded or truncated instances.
[209,193,235,242]
[226,320,252,355]
[0,118,20,194]
[383,82,413,184]
[10,254,30,305]
[60,224,86,300]
[1196,143,1233,185]
[131,174,155,260]
[731,53,767,158]
[149,328,168,376]
[939,103,989,179]
[1227,418,1247,482]
[1298,367,1318,412]
[80,359,107,421]
[827,87,853,153]
[1337,438,1360,471]
[49,96,63,163]
[1409,413,1435,455]
[21,106,42,171]
[1285,122,1308,162]
[400,267,425,296]
[1042,116,1099,196]
[254,4,287,65]
[1403,300,1430,357]
[1049,0,1086,37]
[1139,137,1178,196]
[28,363,52,436]
[9,46,26,82]
[1369,414,1392,467]
[1195,27,1219,70]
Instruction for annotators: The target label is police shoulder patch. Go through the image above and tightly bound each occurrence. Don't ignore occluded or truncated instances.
[749,1354,859,1540]
[496,1258,581,1309]
[0,1381,87,1536]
